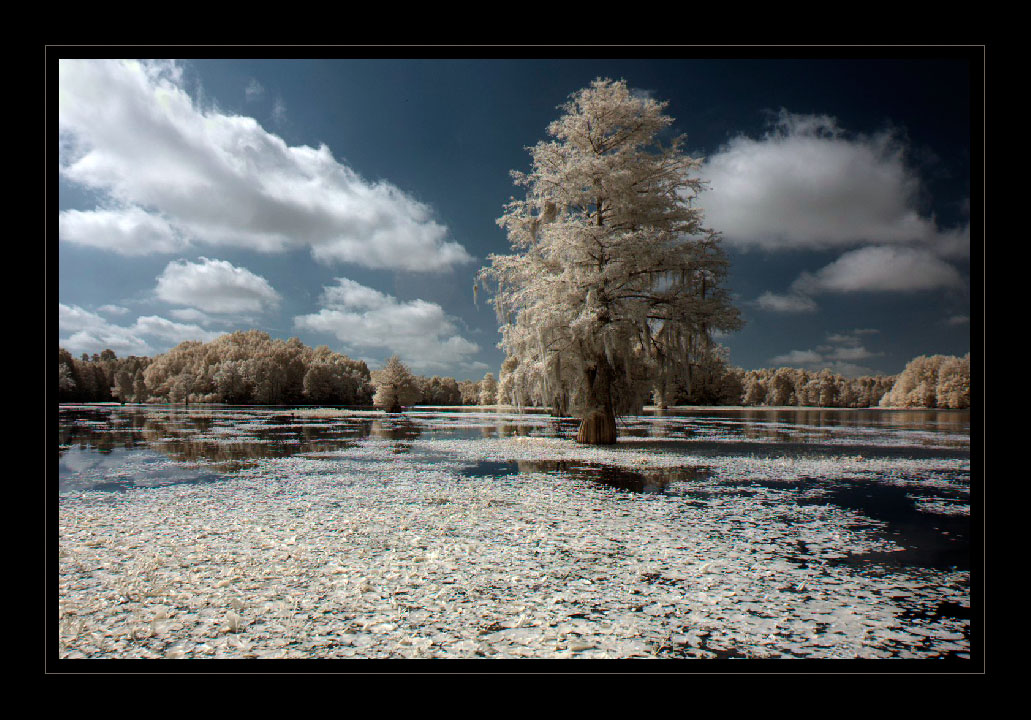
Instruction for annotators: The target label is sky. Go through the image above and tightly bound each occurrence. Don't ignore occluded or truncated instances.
[54,53,978,380]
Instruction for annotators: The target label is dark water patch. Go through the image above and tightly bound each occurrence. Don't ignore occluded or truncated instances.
[709,475,970,571]
[459,459,712,495]
[798,481,970,571]
[461,460,520,477]
[893,600,972,660]
[900,600,971,623]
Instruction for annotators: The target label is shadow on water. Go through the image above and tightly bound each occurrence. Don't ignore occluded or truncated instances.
[809,482,970,571]
[727,476,970,572]
[459,459,712,495]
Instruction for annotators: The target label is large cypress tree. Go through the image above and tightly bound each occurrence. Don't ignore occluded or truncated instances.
[477,79,742,444]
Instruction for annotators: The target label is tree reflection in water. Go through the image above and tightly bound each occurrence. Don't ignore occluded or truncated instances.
[58,404,969,484]
[59,406,376,471]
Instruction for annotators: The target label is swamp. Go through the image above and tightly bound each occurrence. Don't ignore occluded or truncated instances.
[56,404,973,661]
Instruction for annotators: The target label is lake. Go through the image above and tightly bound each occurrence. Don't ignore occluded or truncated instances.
[56,404,973,662]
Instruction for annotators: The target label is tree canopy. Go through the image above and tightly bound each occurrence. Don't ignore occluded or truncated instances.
[371,355,420,412]
[477,78,743,443]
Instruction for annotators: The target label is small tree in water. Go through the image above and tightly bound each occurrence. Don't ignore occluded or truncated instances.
[371,355,420,413]
[477,78,742,444]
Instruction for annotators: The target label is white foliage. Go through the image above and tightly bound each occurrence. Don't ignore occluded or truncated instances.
[478,79,743,420]
[371,355,420,411]
[880,353,971,409]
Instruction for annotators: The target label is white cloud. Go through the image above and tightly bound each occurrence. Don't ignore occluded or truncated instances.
[294,278,480,374]
[58,59,473,271]
[932,224,972,260]
[756,291,817,313]
[155,257,281,315]
[60,304,153,356]
[826,328,878,344]
[698,110,967,255]
[791,246,964,294]
[59,303,223,357]
[708,111,969,312]
[167,307,231,325]
[132,315,224,345]
[768,328,883,377]
[827,345,877,362]
[97,304,130,316]
[59,207,188,256]
[769,349,823,365]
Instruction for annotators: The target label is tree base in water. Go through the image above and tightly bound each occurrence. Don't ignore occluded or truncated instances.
[576,409,617,444]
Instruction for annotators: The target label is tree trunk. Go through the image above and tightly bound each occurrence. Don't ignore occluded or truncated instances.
[576,408,617,444]
[576,357,618,445]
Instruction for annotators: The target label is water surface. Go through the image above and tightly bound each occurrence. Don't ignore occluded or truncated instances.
[56,403,974,661]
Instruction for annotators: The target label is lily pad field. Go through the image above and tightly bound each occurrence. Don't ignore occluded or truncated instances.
[55,404,976,664]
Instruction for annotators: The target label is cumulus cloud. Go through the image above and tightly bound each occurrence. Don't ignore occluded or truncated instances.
[155,257,281,315]
[294,278,480,373]
[704,111,970,314]
[758,244,966,313]
[58,59,473,271]
[60,304,153,357]
[132,315,224,345]
[167,307,231,325]
[97,304,130,316]
[698,110,968,255]
[791,246,965,295]
[59,207,188,256]
[59,303,223,357]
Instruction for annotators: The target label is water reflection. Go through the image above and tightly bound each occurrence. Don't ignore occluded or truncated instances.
[58,404,970,493]
[406,409,575,440]
[59,406,376,472]
[688,408,970,436]
[369,417,422,453]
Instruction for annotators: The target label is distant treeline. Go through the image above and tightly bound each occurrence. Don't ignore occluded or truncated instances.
[639,351,969,409]
[58,331,970,410]
[644,352,969,409]
[58,330,492,407]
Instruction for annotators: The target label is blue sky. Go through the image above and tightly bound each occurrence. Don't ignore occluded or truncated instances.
[56,55,976,380]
